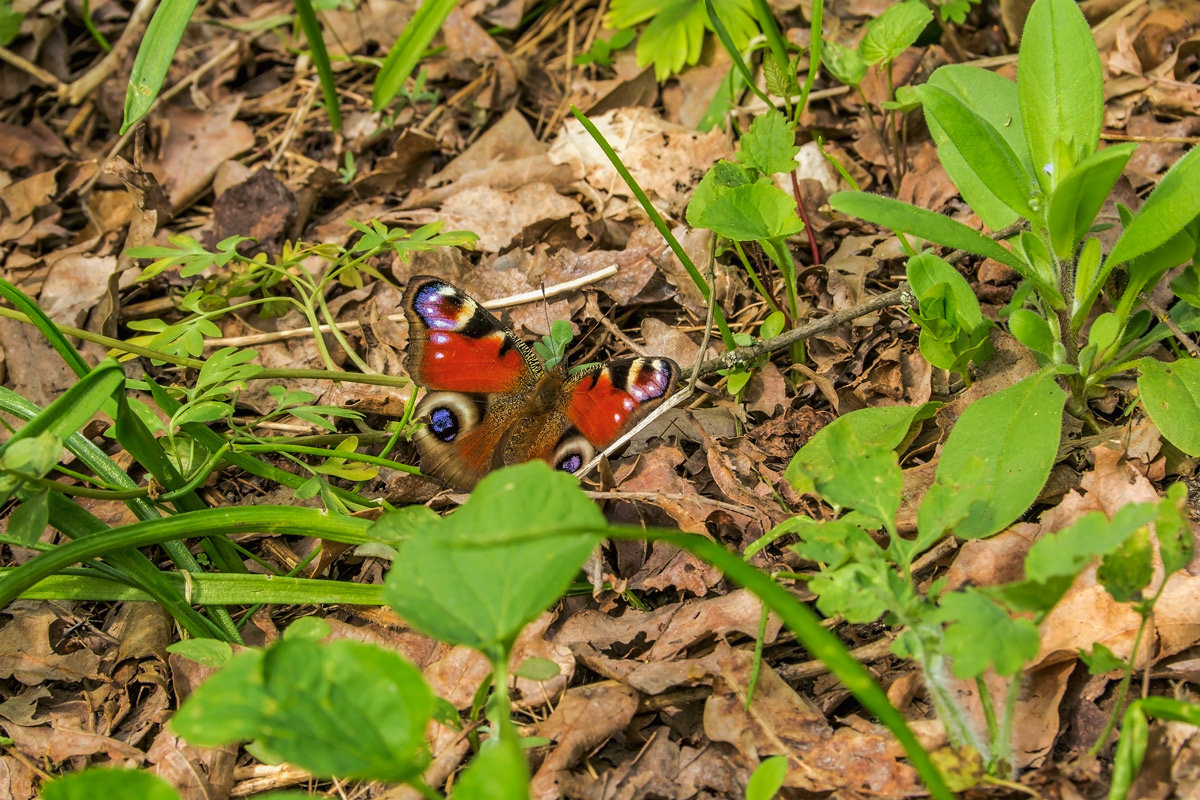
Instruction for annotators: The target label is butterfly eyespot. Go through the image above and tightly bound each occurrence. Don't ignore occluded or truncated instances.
[551,434,595,474]
[417,392,482,444]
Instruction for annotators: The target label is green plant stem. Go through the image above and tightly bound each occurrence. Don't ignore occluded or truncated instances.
[975,675,1000,768]
[1087,607,1153,758]
[570,106,736,349]
[921,647,985,757]
[234,442,421,475]
[605,526,954,800]
[998,670,1021,778]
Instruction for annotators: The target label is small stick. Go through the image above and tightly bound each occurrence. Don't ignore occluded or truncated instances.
[203,265,619,348]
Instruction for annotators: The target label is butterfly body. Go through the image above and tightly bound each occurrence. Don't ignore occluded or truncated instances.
[403,276,679,489]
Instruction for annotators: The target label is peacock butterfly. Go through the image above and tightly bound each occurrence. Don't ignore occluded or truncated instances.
[402,276,680,489]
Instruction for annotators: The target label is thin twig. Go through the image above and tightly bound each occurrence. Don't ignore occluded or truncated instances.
[697,283,914,378]
[204,265,619,348]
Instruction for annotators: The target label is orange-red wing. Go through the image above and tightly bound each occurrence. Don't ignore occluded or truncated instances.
[566,358,678,447]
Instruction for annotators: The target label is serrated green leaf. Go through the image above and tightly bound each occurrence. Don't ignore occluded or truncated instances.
[688,181,803,241]
[799,423,902,527]
[167,638,233,668]
[739,111,800,176]
[937,589,1040,677]
[1097,525,1154,603]
[859,1,933,66]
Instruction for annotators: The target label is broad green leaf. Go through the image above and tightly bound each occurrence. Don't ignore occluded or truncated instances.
[926,65,1028,230]
[738,111,800,176]
[372,0,456,111]
[1105,145,1200,267]
[1008,308,1055,358]
[689,181,803,241]
[122,0,201,132]
[859,1,933,66]
[514,657,561,681]
[784,403,938,494]
[1016,0,1103,191]
[746,755,789,800]
[256,639,433,781]
[43,769,181,800]
[1047,144,1136,260]
[917,84,1037,220]
[935,368,1066,538]
[8,491,49,546]
[937,589,1040,677]
[907,253,984,329]
[454,737,531,800]
[171,649,267,744]
[798,424,902,528]
[1171,262,1200,308]
[1097,525,1154,603]
[823,39,866,86]
[173,639,434,783]
[1137,358,1200,455]
[381,462,605,656]
[167,638,233,668]
[830,192,1027,272]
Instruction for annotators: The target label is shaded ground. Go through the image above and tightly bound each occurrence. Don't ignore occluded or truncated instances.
[0,0,1199,797]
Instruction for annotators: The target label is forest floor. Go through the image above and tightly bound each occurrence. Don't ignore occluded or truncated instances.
[0,0,1198,798]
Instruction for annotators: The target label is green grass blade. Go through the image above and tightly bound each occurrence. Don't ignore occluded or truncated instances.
[372,0,456,111]
[5,569,385,606]
[293,0,342,131]
[122,0,202,132]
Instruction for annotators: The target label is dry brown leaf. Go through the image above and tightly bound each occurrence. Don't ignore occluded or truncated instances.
[703,643,923,795]
[149,100,255,211]
[530,682,640,800]
[0,604,103,685]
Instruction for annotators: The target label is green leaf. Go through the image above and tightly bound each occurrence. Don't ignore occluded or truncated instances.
[859,1,933,66]
[8,492,49,547]
[1137,358,1200,456]
[746,755,789,800]
[122,0,201,133]
[937,589,1040,677]
[1097,525,1154,603]
[785,403,938,494]
[1008,308,1055,358]
[174,401,232,427]
[167,638,233,668]
[173,639,435,783]
[0,2,23,48]
[43,769,181,800]
[1109,701,1149,800]
[1079,641,1127,675]
[688,181,803,241]
[1017,0,1103,190]
[907,253,985,329]
[823,39,866,86]
[1156,483,1194,577]
[454,737,531,800]
[797,424,902,527]
[1105,145,1200,267]
[171,648,268,744]
[1047,144,1136,260]
[1024,504,1157,583]
[372,0,456,111]
[609,0,757,81]
[381,462,605,656]
[916,83,1037,220]
[514,656,561,681]
[926,65,1027,230]
[935,368,1066,538]
[738,111,800,177]
[830,192,1027,272]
